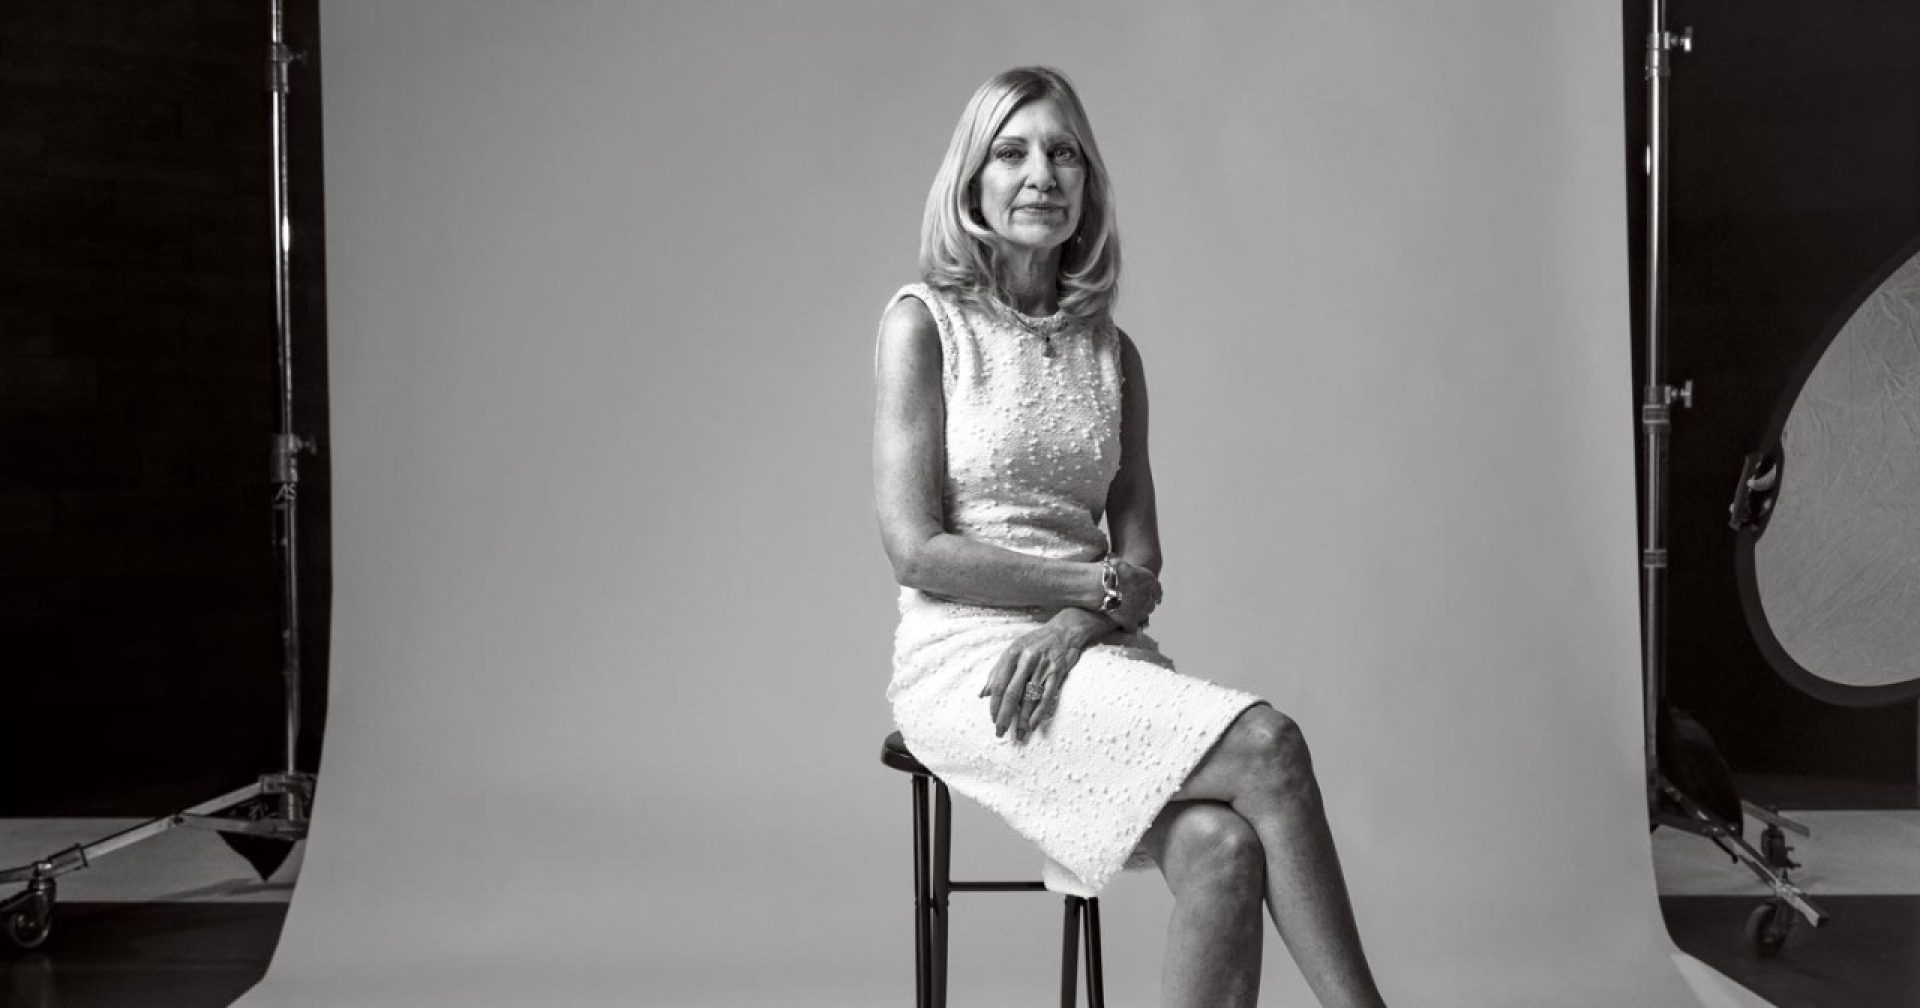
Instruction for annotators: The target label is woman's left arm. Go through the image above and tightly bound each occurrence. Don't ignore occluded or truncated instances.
[1104,326,1163,579]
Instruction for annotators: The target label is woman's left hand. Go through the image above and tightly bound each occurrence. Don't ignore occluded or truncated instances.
[980,616,1095,742]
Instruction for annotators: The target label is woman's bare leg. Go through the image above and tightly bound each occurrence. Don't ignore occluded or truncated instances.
[1170,704,1388,1008]
[1137,801,1265,1008]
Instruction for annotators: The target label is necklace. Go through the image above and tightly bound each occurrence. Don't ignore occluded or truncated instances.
[997,300,1069,357]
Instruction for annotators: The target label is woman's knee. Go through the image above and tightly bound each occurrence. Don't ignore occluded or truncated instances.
[1163,804,1264,893]
[1231,705,1317,802]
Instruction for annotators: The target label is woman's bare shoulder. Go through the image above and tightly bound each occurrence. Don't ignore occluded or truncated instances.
[875,290,942,381]
[882,289,937,336]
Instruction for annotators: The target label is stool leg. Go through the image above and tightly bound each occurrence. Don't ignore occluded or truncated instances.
[931,782,954,1008]
[910,776,931,1008]
[1060,897,1083,1008]
[1083,897,1106,1008]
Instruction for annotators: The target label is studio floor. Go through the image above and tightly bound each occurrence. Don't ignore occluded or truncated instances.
[1,811,1915,1007]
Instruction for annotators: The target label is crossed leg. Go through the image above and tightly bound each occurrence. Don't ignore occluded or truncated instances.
[1137,800,1266,1008]
[1146,702,1388,1008]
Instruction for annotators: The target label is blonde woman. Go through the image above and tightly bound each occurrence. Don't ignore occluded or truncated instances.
[872,66,1389,1008]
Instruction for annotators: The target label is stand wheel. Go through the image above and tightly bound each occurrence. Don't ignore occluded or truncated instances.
[4,891,52,950]
[1744,899,1792,958]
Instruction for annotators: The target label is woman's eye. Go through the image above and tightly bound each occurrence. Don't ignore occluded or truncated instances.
[995,147,1022,162]
[1051,146,1080,163]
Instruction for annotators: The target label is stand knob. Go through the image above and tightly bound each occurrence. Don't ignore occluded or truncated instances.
[271,433,316,484]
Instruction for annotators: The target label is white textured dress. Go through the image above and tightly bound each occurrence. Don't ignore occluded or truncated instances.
[882,282,1264,897]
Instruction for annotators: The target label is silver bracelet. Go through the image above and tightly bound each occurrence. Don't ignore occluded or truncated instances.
[1099,557,1124,614]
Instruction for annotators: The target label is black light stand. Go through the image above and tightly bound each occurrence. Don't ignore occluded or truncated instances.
[1637,0,1827,958]
[0,0,318,950]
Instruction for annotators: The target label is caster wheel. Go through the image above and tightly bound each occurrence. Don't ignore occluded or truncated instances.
[4,892,52,950]
[1744,900,1792,958]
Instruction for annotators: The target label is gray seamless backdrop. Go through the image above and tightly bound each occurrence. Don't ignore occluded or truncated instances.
[239,2,1771,1005]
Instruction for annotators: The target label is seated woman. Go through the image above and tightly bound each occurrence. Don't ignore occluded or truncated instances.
[871,65,1389,1008]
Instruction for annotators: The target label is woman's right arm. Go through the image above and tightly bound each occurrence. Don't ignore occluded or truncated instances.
[872,295,1108,611]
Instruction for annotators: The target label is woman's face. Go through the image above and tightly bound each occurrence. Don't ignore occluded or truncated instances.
[972,98,1086,256]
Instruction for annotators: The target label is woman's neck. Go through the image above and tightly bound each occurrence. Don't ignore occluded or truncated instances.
[997,247,1061,316]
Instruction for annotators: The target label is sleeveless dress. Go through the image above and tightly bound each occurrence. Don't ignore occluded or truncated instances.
[880,282,1264,897]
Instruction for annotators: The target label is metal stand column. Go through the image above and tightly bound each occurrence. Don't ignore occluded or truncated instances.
[1638,0,1825,958]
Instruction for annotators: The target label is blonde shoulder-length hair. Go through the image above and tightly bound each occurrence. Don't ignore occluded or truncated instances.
[919,66,1120,329]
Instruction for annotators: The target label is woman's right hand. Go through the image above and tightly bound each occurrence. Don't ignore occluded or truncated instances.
[1101,557,1161,633]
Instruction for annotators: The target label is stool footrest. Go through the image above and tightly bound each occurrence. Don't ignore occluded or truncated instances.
[948,880,1049,892]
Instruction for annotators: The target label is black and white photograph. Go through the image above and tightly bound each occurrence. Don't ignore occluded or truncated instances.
[2,2,1917,1006]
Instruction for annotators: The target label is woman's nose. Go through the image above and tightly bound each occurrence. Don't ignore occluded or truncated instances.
[1025,160,1055,191]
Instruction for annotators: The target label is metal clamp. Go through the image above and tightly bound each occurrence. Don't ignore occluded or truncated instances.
[1639,381,1693,427]
[268,43,307,94]
[271,432,316,483]
[1645,27,1695,79]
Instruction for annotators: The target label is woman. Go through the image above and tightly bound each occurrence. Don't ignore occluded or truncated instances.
[871,66,1389,1008]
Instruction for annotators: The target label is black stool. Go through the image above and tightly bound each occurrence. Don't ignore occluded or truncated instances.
[881,730,1106,1008]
